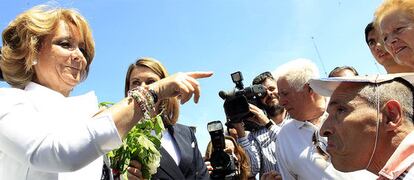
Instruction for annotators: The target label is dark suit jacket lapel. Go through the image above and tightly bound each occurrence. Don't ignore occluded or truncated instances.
[172,125,193,176]
[158,147,185,179]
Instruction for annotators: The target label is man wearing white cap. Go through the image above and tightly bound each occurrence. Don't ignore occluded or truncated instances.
[272,59,376,179]
[309,73,414,179]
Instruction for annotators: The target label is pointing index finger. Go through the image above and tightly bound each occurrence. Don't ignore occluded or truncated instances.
[185,71,213,79]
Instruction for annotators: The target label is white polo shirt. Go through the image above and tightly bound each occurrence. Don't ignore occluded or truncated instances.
[276,118,377,179]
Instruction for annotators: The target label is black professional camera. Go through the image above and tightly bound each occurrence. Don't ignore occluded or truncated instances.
[219,71,266,131]
[207,121,239,180]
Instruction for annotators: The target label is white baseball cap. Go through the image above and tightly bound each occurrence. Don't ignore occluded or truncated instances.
[309,73,414,97]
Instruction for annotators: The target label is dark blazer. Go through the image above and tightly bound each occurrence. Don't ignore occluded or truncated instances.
[151,123,209,180]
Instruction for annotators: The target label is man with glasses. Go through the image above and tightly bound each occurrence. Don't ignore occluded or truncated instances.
[231,71,286,178]
[310,73,414,179]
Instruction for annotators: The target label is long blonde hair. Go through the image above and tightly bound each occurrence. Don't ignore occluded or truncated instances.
[0,5,95,88]
[124,57,180,125]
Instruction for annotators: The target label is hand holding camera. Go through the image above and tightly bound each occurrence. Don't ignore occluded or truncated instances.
[231,122,246,138]
[248,104,271,126]
[219,71,267,132]
[207,121,239,180]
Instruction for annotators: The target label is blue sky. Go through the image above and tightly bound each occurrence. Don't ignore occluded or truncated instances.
[1,0,385,153]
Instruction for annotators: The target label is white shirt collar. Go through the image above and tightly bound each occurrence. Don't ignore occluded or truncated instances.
[292,119,311,129]
[24,82,99,117]
[162,129,181,165]
[292,112,329,130]
[25,82,65,99]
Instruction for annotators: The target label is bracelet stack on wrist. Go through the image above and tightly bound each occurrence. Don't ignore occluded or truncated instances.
[128,87,156,120]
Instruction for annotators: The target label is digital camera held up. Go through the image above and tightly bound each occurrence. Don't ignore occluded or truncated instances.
[219,71,266,131]
[207,121,239,180]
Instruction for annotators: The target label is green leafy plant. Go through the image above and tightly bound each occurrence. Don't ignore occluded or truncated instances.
[100,102,164,179]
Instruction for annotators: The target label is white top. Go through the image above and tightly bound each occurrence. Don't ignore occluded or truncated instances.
[0,82,122,180]
[276,118,377,180]
[161,129,181,165]
[398,166,414,179]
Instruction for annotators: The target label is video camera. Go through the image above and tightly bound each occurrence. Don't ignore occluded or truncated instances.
[207,121,239,180]
[219,71,266,131]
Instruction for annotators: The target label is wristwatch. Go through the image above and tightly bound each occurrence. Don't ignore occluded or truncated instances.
[265,121,274,129]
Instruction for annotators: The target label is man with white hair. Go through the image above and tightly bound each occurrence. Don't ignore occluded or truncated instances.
[310,73,414,179]
[273,59,376,179]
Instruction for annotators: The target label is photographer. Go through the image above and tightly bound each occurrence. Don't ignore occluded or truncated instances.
[205,135,251,180]
[231,72,286,177]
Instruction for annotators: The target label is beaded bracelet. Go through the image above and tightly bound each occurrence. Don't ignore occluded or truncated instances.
[148,88,158,104]
[140,88,156,111]
[128,88,150,120]
[128,87,156,120]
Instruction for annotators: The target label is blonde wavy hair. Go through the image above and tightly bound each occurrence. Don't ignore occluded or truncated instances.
[374,0,414,28]
[124,57,180,126]
[0,5,95,88]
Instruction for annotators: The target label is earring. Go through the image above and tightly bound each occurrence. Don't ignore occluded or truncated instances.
[32,59,38,65]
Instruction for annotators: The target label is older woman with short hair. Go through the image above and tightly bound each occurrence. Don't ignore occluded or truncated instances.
[374,0,414,69]
[0,5,211,179]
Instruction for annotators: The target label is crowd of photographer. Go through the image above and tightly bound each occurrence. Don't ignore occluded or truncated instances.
[207,60,373,180]
[206,61,394,179]
[205,0,414,179]
[205,70,287,179]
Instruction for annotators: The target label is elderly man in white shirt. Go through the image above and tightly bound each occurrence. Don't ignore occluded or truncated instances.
[269,59,377,179]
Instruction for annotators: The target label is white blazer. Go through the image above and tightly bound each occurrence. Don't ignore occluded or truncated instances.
[0,82,122,180]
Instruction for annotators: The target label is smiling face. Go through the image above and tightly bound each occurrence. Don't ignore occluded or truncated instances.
[367,28,395,67]
[260,78,280,107]
[320,83,378,172]
[34,20,87,96]
[380,9,414,68]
